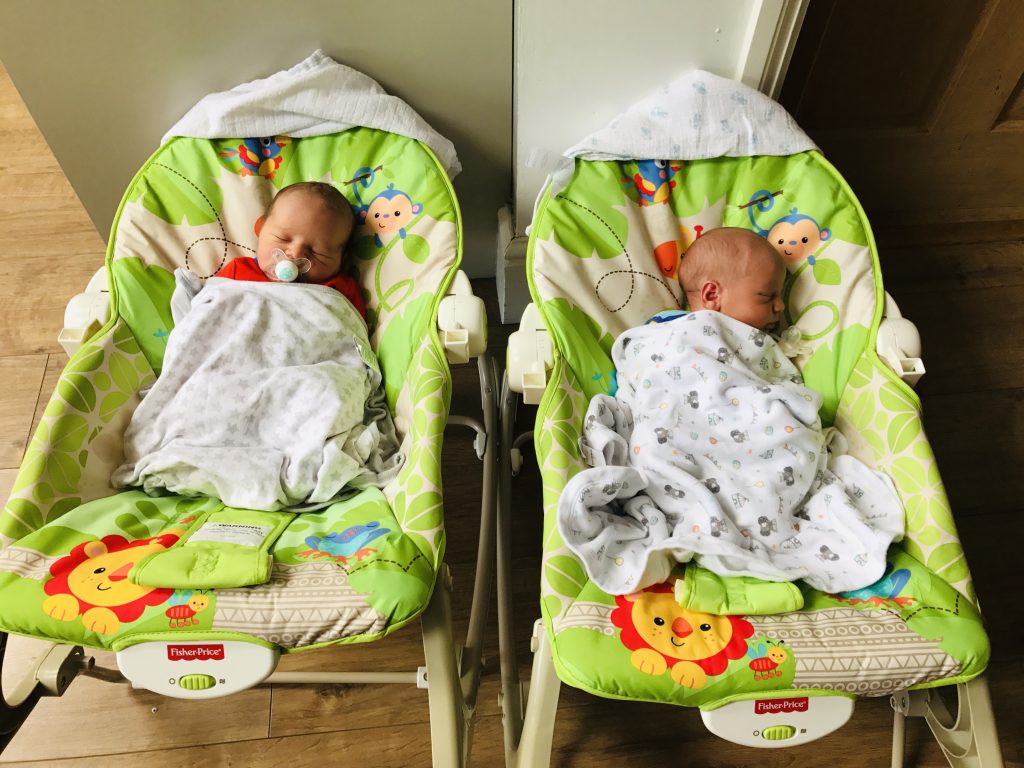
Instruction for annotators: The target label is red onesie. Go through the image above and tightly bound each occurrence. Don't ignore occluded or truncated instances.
[214,257,367,319]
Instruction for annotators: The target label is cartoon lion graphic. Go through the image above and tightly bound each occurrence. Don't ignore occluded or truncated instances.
[42,531,182,635]
[611,582,754,688]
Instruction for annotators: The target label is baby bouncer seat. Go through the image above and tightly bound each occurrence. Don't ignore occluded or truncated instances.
[0,53,494,767]
[498,72,1001,766]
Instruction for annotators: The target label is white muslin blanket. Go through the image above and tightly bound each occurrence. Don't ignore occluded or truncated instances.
[564,69,817,163]
[113,276,403,510]
[538,70,818,202]
[162,49,460,179]
[556,311,904,595]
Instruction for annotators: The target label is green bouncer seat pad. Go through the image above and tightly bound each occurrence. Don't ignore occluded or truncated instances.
[0,490,435,652]
[544,547,989,707]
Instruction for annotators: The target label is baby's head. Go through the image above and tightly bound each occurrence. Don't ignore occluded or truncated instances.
[256,182,355,283]
[678,227,786,331]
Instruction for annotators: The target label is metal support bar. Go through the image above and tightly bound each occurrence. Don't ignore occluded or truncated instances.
[926,681,1004,768]
[889,681,1004,767]
[460,353,499,710]
[512,621,561,768]
[497,374,527,764]
[422,565,469,767]
[1,636,85,754]
[447,415,488,459]
[266,671,419,685]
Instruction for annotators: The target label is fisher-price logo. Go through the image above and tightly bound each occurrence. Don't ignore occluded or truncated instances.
[167,644,225,662]
[754,697,809,715]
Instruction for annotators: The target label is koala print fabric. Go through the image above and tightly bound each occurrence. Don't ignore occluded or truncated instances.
[113,277,402,511]
[556,310,904,595]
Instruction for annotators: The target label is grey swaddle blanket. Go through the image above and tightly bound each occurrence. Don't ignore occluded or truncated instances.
[113,273,402,510]
[556,310,904,595]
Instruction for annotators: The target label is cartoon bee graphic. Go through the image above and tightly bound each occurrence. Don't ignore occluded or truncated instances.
[704,478,720,494]
[165,590,210,629]
[757,516,778,537]
[747,640,789,681]
[684,391,700,409]
[779,466,795,486]
[709,517,728,537]
[654,427,673,444]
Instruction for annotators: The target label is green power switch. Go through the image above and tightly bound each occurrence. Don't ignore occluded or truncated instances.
[761,725,796,741]
[178,674,216,691]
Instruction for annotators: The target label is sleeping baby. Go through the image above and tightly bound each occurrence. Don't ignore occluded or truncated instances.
[214,181,366,318]
[113,182,403,512]
[557,227,904,597]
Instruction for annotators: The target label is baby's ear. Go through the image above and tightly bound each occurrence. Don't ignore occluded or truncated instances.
[699,280,722,310]
[254,216,265,236]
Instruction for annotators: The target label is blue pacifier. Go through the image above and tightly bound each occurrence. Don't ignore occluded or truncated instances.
[266,248,311,282]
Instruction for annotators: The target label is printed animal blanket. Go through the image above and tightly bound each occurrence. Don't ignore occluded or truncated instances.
[556,310,903,595]
[113,277,402,510]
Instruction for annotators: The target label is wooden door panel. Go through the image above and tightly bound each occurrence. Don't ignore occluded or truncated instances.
[780,0,1024,226]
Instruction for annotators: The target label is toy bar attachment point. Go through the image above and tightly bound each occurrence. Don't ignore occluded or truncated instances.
[508,304,553,405]
[878,292,925,387]
[439,271,487,364]
[59,267,109,356]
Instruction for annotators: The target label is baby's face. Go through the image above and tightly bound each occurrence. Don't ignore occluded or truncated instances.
[256,191,353,284]
[717,250,786,332]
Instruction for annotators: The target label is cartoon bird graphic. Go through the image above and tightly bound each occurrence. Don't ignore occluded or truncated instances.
[836,563,915,608]
[220,136,291,179]
[298,522,390,565]
[627,159,683,206]
[622,160,690,278]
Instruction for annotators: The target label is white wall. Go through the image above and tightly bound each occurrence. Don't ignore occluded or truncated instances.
[0,0,511,277]
[512,0,806,234]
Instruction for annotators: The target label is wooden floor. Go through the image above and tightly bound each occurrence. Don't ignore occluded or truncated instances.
[1,64,1021,767]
